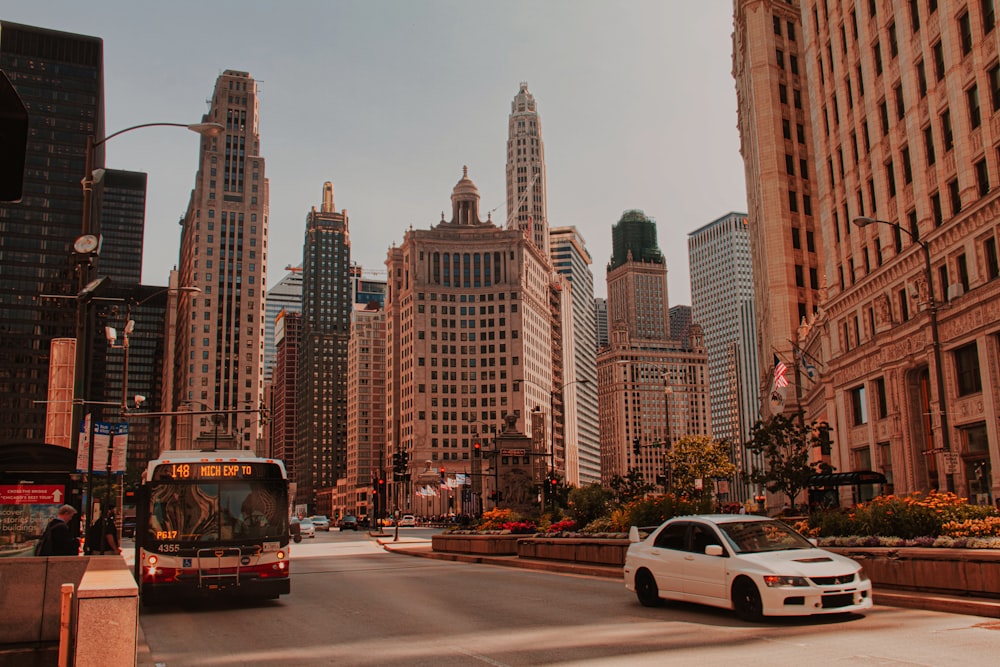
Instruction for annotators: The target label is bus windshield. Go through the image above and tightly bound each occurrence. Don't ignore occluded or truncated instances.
[146,481,288,543]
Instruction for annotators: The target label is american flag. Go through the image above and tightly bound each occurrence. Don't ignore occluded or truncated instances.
[773,354,789,388]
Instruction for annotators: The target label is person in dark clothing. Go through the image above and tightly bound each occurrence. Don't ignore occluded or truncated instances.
[35,504,79,556]
[86,509,120,554]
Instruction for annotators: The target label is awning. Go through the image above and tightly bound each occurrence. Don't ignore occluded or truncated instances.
[806,471,887,487]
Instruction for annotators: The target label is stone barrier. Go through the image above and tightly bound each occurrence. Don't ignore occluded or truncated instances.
[431,533,521,555]
[826,547,1000,598]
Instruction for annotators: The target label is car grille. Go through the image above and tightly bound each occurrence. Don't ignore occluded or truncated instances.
[821,593,857,608]
[810,574,856,586]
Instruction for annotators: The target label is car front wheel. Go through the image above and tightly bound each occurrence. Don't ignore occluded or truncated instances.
[732,578,763,622]
[635,570,661,607]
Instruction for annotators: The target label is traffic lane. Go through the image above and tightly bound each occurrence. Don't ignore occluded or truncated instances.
[140,550,1000,666]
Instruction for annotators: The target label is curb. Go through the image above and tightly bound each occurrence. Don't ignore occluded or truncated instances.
[378,539,1000,618]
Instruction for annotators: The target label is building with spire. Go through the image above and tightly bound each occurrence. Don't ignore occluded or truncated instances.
[598,210,710,494]
[385,167,554,515]
[506,82,550,256]
[297,182,352,513]
[172,69,268,452]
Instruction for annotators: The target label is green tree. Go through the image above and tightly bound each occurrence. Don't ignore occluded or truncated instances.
[609,468,653,504]
[745,412,833,506]
[664,435,738,498]
[567,483,613,526]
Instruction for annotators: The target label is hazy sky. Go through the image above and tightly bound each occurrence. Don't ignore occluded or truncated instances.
[7,0,747,304]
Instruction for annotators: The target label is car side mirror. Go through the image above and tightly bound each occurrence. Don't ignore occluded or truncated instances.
[629,526,641,543]
[705,544,724,557]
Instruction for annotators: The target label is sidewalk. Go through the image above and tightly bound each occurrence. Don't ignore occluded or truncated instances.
[375,535,1000,619]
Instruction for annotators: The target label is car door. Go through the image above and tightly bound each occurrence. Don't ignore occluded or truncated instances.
[681,522,729,603]
[645,521,691,596]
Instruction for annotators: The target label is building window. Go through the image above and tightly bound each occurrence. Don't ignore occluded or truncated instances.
[924,125,936,165]
[875,377,888,419]
[850,385,868,425]
[968,85,982,129]
[941,109,954,151]
[954,342,982,396]
[932,41,945,81]
[948,178,961,215]
[976,158,990,196]
[984,236,1000,280]
[959,11,973,54]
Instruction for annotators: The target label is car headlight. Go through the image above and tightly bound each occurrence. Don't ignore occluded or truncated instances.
[763,575,810,587]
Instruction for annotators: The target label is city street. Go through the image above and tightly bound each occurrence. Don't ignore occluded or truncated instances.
[137,530,1000,666]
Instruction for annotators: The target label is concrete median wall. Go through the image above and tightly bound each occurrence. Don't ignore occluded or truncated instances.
[0,555,136,663]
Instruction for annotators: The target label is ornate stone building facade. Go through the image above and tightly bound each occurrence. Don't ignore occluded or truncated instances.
[385,168,554,515]
[736,0,1000,506]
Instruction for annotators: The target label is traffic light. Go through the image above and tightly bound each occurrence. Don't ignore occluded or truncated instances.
[633,438,641,456]
[473,441,481,457]
[439,467,446,483]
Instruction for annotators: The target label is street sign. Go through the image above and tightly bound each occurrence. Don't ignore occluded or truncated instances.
[500,448,526,456]
[941,452,960,475]
[921,448,946,455]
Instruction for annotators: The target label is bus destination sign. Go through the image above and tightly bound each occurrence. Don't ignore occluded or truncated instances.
[151,461,281,481]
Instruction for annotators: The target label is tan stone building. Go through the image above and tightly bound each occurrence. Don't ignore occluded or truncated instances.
[385,168,556,515]
[173,69,268,452]
[598,211,711,492]
[735,0,1000,506]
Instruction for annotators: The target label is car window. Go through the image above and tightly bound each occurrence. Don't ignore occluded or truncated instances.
[689,524,724,554]
[652,523,688,550]
[719,520,813,553]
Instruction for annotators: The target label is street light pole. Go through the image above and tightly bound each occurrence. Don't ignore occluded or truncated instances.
[852,216,953,491]
[72,121,223,466]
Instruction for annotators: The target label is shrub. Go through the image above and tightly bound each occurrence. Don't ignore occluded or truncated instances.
[580,516,620,533]
[546,519,577,534]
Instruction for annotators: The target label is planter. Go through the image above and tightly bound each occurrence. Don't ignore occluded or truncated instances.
[432,533,520,556]
[517,537,628,567]
[827,547,1000,599]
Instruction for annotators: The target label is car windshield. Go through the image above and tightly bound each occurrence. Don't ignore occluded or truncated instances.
[718,520,814,554]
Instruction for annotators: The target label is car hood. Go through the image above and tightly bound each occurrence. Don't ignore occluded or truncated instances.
[738,548,861,576]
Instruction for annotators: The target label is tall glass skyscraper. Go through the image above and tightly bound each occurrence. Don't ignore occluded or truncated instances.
[0,22,104,445]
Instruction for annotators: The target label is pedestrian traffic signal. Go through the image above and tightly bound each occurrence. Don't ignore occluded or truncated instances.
[633,438,641,456]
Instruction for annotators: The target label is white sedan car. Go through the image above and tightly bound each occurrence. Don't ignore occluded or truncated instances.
[624,514,872,621]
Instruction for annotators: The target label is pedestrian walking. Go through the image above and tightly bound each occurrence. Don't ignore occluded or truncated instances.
[35,504,80,556]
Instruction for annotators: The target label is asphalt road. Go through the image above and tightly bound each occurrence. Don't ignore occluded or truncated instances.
[137,530,1000,666]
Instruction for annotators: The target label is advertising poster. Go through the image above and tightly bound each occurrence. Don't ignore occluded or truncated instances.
[0,485,66,557]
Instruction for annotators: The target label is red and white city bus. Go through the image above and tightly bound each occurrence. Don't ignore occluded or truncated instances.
[135,451,291,602]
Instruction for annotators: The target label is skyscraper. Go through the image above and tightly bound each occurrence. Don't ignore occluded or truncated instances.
[297,182,351,513]
[345,302,386,519]
[598,210,710,491]
[550,226,600,485]
[688,212,759,500]
[734,0,1000,503]
[173,69,268,452]
[506,82,549,255]
[269,309,300,473]
[264,267,302,383]
[0,22,104,444]
[733,1,821,412]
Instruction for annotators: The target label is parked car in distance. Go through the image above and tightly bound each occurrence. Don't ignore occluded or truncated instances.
[309,515,331,531]
[121,515,136,538]
[398,514,416,527]
[294,517,316,538]
[624,514,872,621]
[338,515,359,531]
